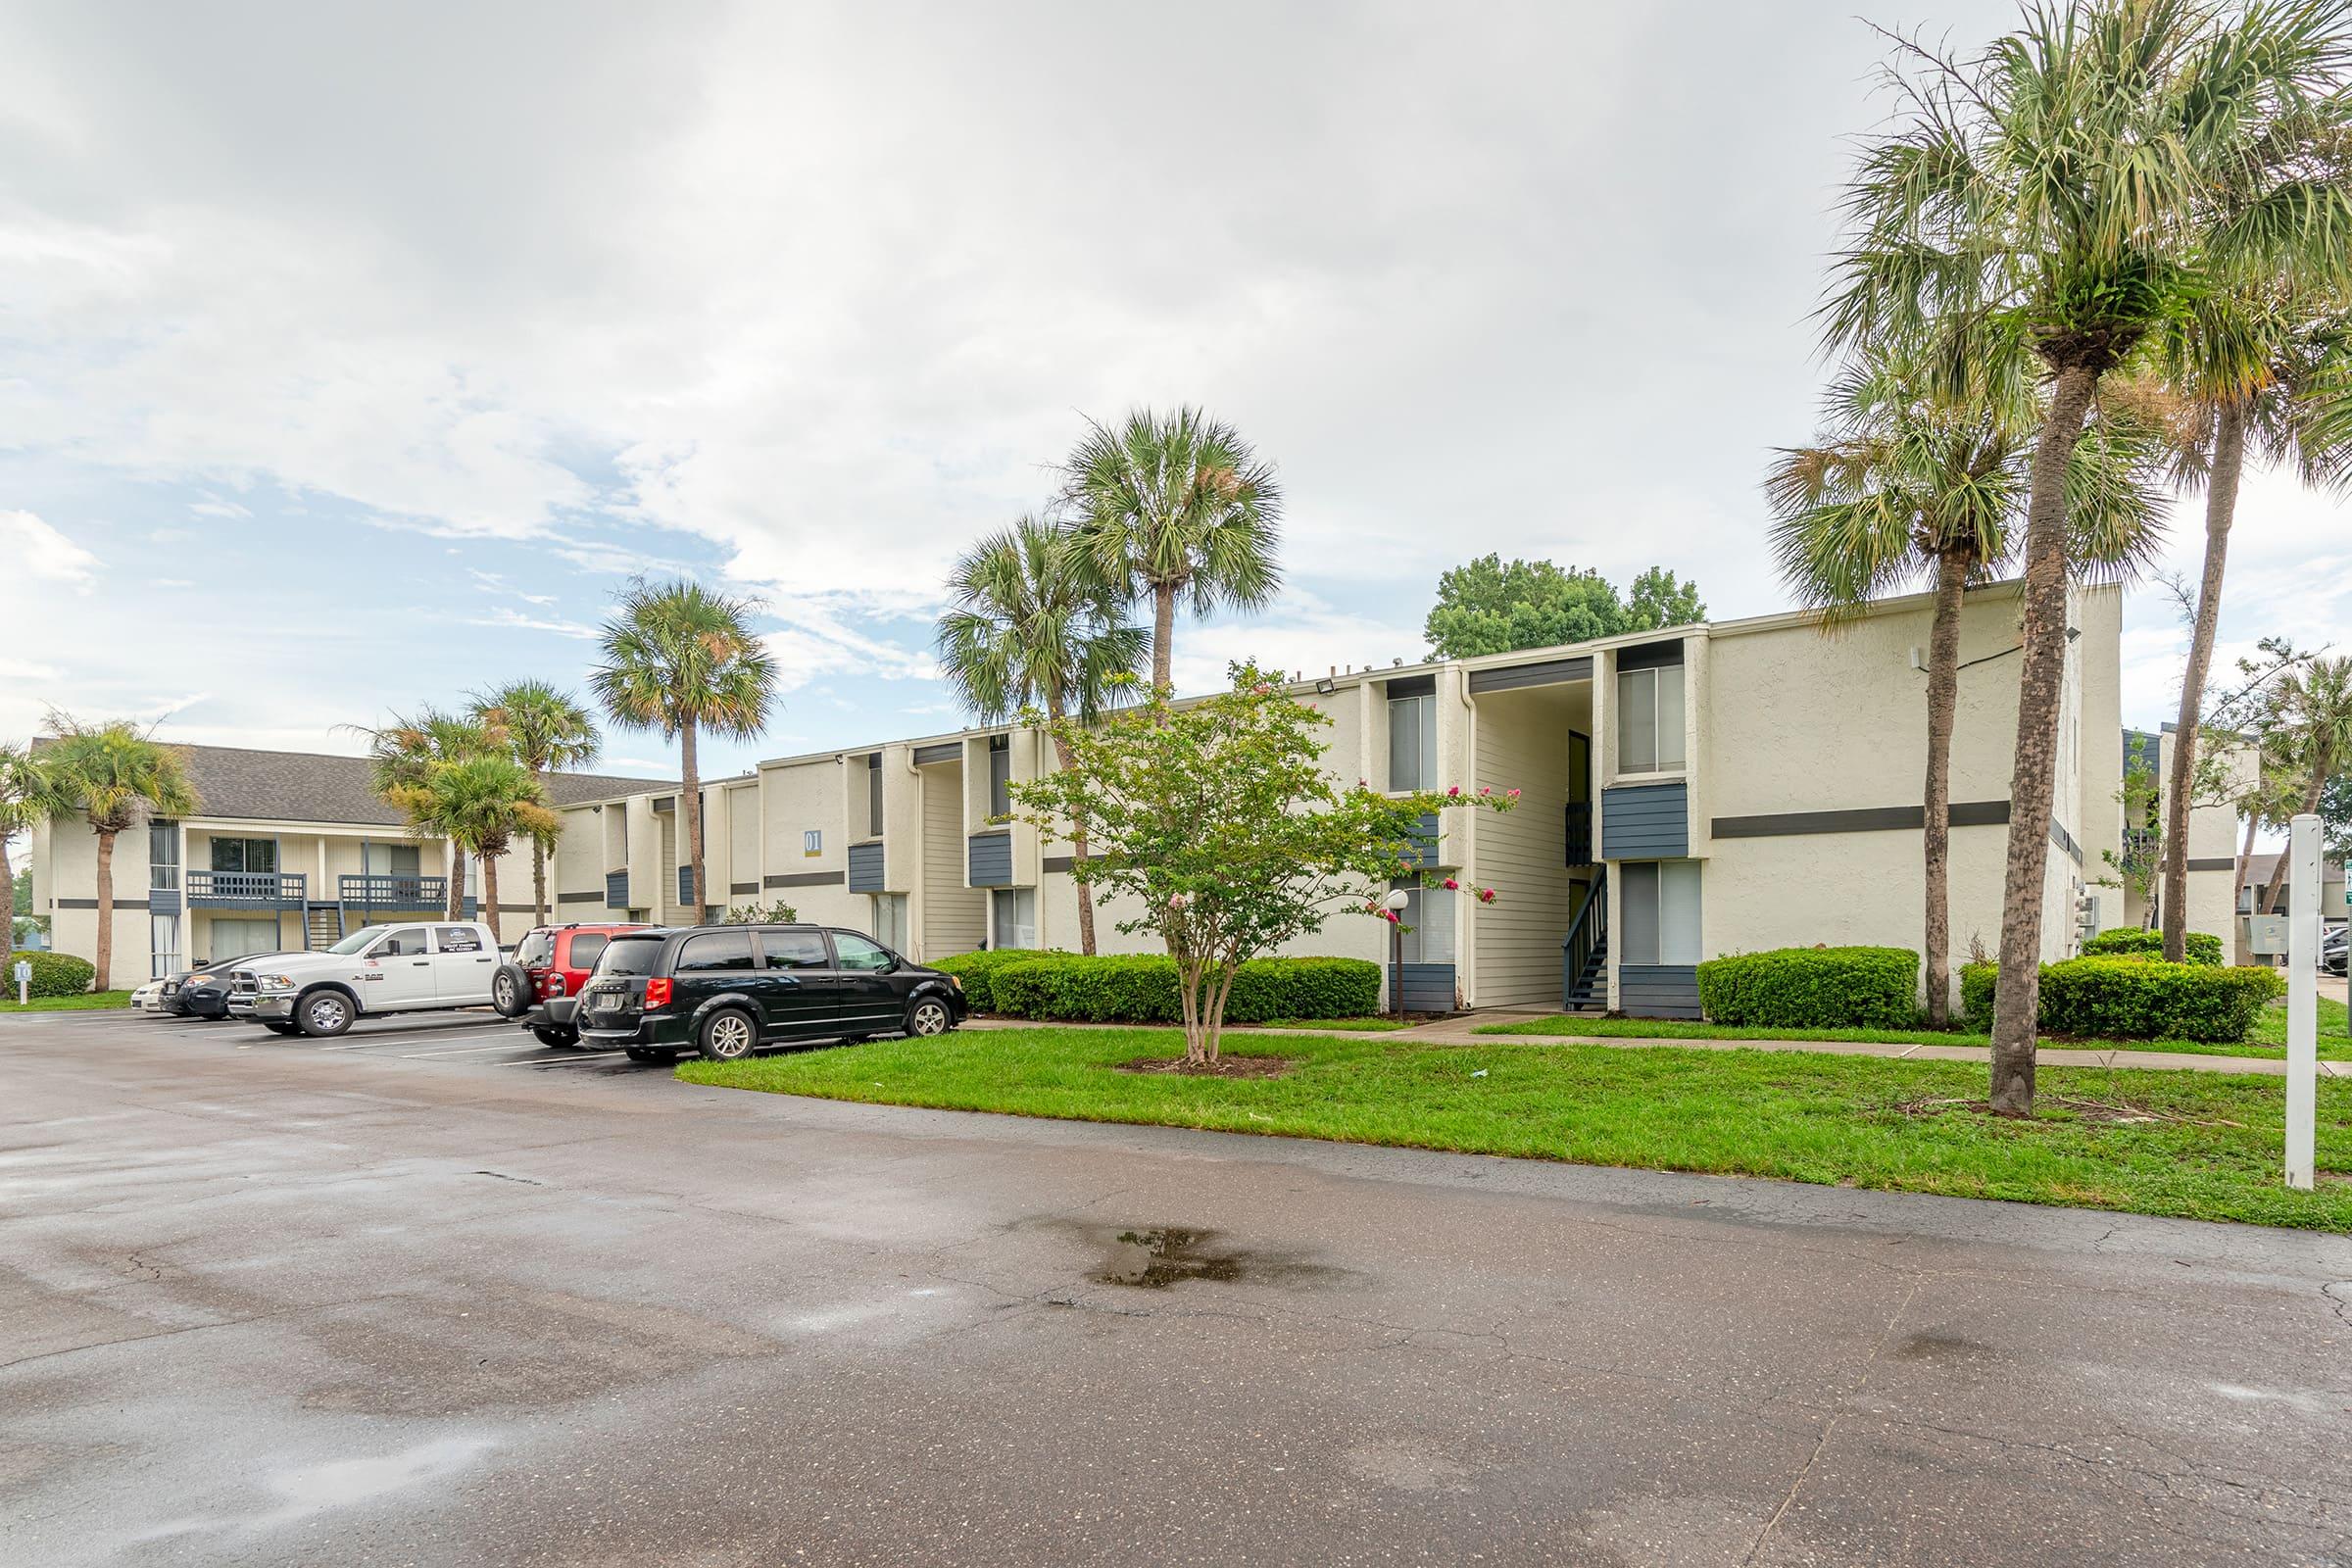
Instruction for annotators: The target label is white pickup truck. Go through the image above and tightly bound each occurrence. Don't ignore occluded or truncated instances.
[227,920,506,1037]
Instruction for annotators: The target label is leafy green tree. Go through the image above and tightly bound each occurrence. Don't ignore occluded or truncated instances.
[1767,349,2162,1023]
[470,679,602,927]
[2257,655,2352,912]
[591,578,777,920]
[937,514,1147,955]
[1062,407,1282,698]
[1422,556,1704,659]
[385,755,560,941]
[38,715,199,990]
[1827,0,2352,1113]
[360,708,501,917]
[2,743,60,959]
[1003,662,1511,1064]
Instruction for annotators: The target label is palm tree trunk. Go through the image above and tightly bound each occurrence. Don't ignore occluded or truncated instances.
[2261,745,2332,914]
[1045,697,1097,956]
[530,839,548,929]
[481,852,501,944]
[446,838,465,920]
[1990,360,2103,1116]
[2160,401,2243,960]
[1921,549,1967,1027]
[1,835,17,956]
[680,719,704,920]
[92,826,116,992]
[1151,580,1176,699]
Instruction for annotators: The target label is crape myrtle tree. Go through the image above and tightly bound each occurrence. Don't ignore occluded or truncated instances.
[1827,0,2352,1113]
[1002,662,1512,1065]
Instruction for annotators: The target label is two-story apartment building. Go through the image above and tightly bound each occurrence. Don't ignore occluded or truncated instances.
[31,579,2243,1015]
[25,744,669,973]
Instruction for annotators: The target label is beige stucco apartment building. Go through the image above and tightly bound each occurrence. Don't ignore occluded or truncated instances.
[29,579,2239,1016]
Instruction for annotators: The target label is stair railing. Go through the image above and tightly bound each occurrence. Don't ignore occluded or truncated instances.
[1559,867,1609,1007]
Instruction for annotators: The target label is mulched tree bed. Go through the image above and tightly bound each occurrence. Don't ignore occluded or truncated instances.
[1113,1055,1297,1080]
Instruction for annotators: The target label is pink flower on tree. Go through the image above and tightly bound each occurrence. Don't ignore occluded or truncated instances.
[1478,887,1496,904]
[1505,788,1520,800]
[1479,786,1493,796]
[1446,785,1461,798]
[1442,877,1459,891]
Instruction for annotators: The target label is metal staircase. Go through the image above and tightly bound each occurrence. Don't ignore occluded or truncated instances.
[305,904,344,950]
[1560,868,1609,1012]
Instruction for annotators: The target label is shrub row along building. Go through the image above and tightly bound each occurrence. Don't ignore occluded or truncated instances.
[28,580,2239,1015]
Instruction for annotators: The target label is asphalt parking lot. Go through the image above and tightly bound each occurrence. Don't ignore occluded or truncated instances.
[99,1005,667,1075]
[6,1009,2352,1567]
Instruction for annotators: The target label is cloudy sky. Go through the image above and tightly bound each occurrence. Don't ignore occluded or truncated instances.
[2,0,2344,785]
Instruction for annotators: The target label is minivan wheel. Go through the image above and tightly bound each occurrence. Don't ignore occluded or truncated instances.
[296,990,355,1038]
[697,1008,759,1062]
[906,998,952,1038]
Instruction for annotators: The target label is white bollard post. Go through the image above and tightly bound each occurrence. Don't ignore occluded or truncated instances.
[2285,813,2319,1192]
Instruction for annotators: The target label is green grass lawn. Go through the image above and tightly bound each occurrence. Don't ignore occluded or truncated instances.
[1250,1016,1409,1032]
[1475,995,2352,1062]
[681,1026,2352,1232]
[0,990,134,1012]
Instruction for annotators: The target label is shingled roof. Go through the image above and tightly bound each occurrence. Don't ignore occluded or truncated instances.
[35,739,674,827]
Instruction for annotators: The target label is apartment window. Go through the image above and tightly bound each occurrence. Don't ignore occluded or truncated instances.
[1388,693,1437,792]
[991,887,1037,951]
[150,913,181,978]
[149,822,180,891]
[866,755,884,838]
[988,735,1012,819]
[210,837,278,874]
[1615,662,1686,773]
[873,893,909,953]
[1618,861,1701,966]
[364,843,421,877]
[804,829,822,858]
[1391,880,1455,966]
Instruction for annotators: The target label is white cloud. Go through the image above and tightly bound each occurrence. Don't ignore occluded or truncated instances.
[465,606,598,639]
[0,510,97,586]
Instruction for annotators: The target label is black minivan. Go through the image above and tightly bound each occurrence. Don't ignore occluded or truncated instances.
[576,924,967,1063]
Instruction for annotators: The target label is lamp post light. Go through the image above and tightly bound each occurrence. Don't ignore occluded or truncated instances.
[1381,888,1412,1022]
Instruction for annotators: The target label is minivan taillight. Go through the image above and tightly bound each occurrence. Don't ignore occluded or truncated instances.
[644,977,673,1008]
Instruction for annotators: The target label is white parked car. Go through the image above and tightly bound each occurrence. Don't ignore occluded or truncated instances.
[127,979,169,1014]
[227,920,505,1037]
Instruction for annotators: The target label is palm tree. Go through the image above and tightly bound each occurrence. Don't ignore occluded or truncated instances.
[1767,350,2164,1024]
[2258,656,2352,912]
[385,755,560,943]
[1826,0,2352,1112]
[1,743,60,955]
[38,715,199,990]
[359,708,502,918]
[470,680,602,927]
[2153,284,2352,957]
[938,515,1148,955]
[1061,406,1282,698]
[590,578,776,920]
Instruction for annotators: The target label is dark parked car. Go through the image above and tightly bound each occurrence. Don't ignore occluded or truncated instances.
[2324,925,2347,978]
[576,924,966,1064]
[160,953,282,1019]
[492,921,654,1047]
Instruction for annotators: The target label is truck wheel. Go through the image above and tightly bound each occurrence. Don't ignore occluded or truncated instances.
[696,1007,759,1062]
[491,964,530,1017]
[532,1023,579,1049]
[296,989,355,1038]
[906,998,953,1038]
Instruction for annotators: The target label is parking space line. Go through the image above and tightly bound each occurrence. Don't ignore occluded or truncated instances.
[310,1031,516,1053]
[506,1051,626,1066]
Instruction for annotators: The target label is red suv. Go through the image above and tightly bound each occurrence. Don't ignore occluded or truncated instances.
[498,923,653,1047]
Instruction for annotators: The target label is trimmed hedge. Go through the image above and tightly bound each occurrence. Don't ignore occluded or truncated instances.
[2080,926,2225,966]
[6,950,96,999]
[928,949,1052,1012]
[1695,946,1920,1029]
[976,953,1383,1023]
[1960,956,2282,1043]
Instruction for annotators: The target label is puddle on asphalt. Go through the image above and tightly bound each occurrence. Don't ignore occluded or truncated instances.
[1097,1227,1246,1288]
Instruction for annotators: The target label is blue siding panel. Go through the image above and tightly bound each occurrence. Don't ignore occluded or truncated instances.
[1618,964,1701,1019]
[1396,811,1443,870]
[1600,782,1689,859]
[847,842,887,894]
[605,871,629,908]
[1393,962,1456,1012]
[967,832,1012,887]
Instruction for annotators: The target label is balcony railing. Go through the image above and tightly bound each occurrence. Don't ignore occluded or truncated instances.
[186,870,308,907]
[339,874,450,911]
[1564,801,1593,868]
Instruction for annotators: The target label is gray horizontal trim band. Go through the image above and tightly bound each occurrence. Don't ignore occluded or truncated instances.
[1385,672,1437,699]
[557,891,604,905]
[2185,857,2236,872]
[911,742,961,766]
[1043,855,1075,873]
[2049,818,2082,865]
[1710,800,2011,839]
[765,870,847,888]
[1469,656,1592,694]
[57,898,152,910]
[1615,640,1686,671]
[730,882,760,896]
